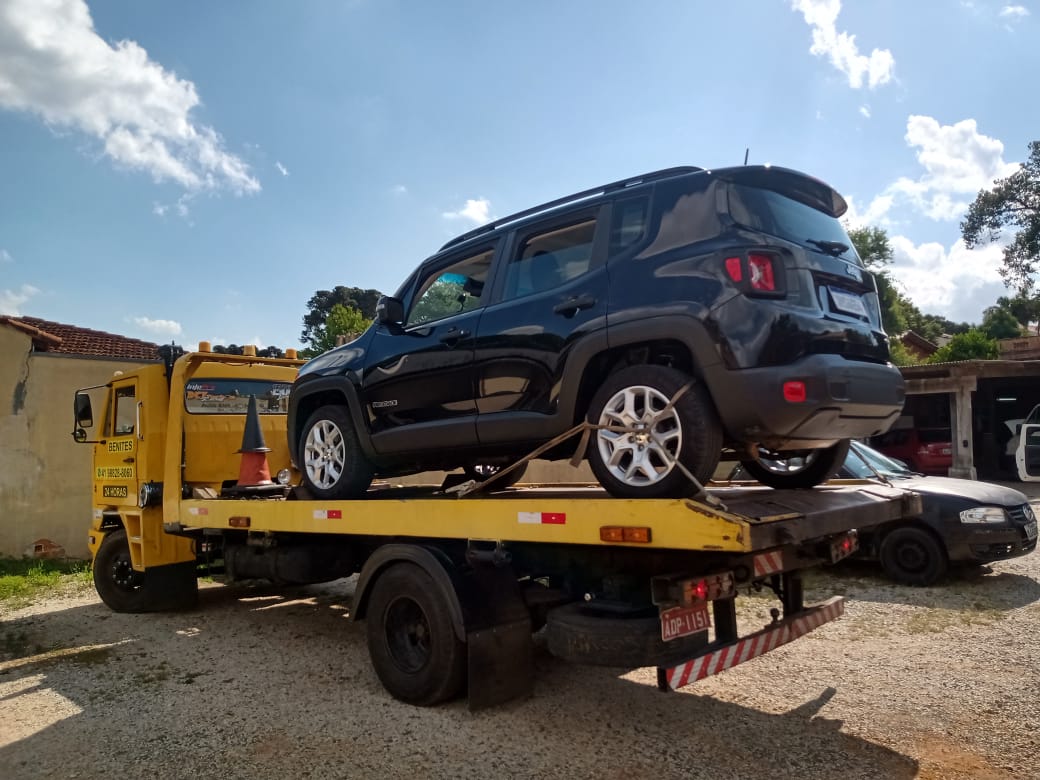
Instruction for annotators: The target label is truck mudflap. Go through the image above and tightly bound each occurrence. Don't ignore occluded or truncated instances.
[658,596,846,691]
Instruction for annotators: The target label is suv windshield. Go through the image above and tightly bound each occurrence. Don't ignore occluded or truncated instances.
[727,184,860,264]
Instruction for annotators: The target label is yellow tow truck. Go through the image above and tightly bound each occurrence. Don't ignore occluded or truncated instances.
[73,345,919,708]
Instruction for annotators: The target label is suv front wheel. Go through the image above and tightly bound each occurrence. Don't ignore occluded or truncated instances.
[587,365,722,498]
[299,405,374,499]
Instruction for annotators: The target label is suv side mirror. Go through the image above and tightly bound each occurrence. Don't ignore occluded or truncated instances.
[376,296,404,326]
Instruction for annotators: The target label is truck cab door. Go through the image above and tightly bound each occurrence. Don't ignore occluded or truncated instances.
[95,378,141,507]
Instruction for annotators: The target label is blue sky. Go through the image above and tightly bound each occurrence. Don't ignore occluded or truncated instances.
[1,0,1037,350]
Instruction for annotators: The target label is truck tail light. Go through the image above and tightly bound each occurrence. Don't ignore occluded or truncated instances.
[600,526,652,543]
[724,256,743,282]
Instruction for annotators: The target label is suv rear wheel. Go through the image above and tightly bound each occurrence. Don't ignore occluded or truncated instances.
[299,405,374,499]
[739,439,850,490]
[587,365,722,498]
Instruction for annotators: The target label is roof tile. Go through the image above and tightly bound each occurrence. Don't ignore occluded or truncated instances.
[1,316,160,360]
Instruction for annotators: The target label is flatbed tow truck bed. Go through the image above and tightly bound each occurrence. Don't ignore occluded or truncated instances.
[164,481,917,555]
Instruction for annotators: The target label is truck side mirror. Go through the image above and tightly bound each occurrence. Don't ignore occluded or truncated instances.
[376,295,405,326]
[74,392,93,428]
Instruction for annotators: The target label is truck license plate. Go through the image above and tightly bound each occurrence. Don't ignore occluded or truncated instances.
[1025,521,1037,541]
[660,602,711,641]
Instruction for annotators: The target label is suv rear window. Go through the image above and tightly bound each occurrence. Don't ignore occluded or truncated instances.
[727,184,860,264]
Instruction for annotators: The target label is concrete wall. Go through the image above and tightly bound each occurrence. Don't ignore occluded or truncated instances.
[0,327,152,559]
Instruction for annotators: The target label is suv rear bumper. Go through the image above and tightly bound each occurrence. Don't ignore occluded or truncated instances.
[708,354,905,448]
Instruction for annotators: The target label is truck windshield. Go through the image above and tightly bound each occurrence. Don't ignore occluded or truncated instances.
[185,379,291,414]
[727,184,861,265]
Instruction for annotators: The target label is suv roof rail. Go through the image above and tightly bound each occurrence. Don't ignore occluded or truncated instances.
[438,165,702,251]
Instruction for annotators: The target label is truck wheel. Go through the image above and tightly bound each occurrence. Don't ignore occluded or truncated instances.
[463,461,527,489]
[587,365,722,498]
[300,405,373,499]
[93,529,197,613]
[739,439,850,490]
[365,562,466,705]
[879,526,948,586]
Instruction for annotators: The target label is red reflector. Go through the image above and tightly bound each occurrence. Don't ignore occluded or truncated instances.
[748,253,776,291]
[724,256,742,282]
[783,381,807,403]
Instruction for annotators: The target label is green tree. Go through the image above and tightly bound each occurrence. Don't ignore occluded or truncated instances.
[996,294,1040,334]
[303,303,373,357]
[927,329,999,363]
[904,312,971,343]
[888,338,917,367]
[301,286,383,346]
[847,225,914,335]
[961,140,1040,292]
[981,304,1022,340]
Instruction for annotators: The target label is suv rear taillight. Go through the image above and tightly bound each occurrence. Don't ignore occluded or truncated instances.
[748,253,776,291]
[723,252,784,297]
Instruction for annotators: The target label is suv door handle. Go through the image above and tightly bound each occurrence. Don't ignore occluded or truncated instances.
[553,294,597,317]
[439,327,470,345]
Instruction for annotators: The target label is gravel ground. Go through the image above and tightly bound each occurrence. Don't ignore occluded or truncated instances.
[2,540,1039,779]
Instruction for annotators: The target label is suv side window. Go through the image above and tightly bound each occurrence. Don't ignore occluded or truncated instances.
[502,218,597,301]
[609,197,649,255]
[407,248,493,327]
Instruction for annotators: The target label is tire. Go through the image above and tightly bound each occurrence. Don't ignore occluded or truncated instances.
[879,526,948,586]
[739,439,851,490]
[93,529,197,613]
[545,603,708,668]
[365,563,466,706]
[299,405,373,500]
[586,365,722,499]
[462,461,528,489]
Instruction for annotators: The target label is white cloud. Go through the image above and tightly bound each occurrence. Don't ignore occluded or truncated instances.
[888,116,1019,221]
[0,284,40,315]
[275,161,289,177]
[392,184,407,195]
[889,236,1005,323]
[152,193,194,220]
[442,198,492,225]
[0,249,12,263]
[843,192,896,229]
[132,316,182,336]
[847,116,1019,226]
[0,0,259,195]
[859,105,871,118]
[791,0,895,89]
[1000,5,1030,18]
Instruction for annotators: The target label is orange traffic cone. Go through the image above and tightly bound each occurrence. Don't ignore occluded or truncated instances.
[236,395,273,486]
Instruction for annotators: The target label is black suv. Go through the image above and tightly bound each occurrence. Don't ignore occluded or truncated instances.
[288,165,905,499]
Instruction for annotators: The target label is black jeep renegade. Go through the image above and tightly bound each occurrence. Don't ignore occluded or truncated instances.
[288,165,904,499]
